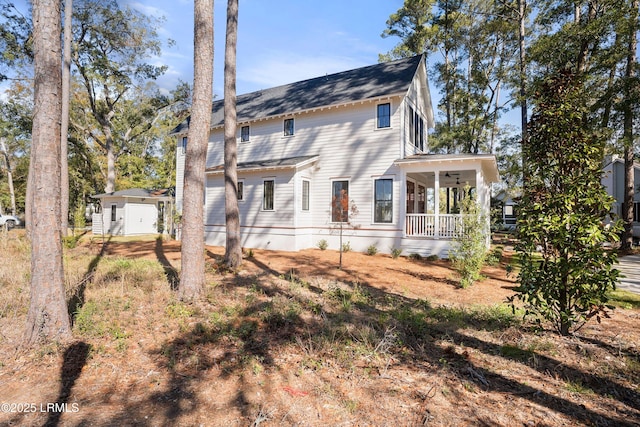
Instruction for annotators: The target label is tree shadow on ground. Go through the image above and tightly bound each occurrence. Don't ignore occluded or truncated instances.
[44,341,91,427]
[68,235,112,323]
[51,244,640,425]
[155,237,179,291]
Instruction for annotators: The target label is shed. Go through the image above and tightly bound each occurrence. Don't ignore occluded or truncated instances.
[91,188,174,236]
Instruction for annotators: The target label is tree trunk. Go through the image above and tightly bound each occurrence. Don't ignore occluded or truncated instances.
[104,127,116,193]
[60,0,72,236]
[0,138,16,216]
[621,0,638,250]
[179,0,213,301]
[518,0,528,182]
[25,0,72,345]
[224,0,242,268]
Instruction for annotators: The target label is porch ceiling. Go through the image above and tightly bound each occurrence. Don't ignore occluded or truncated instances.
[394,153,500,183]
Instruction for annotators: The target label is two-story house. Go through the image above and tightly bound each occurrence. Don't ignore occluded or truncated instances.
[174,55,499,256]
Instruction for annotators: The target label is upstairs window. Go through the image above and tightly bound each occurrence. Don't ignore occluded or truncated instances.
[408,106,415,144]
[284,118,294,136]
[377,103,391,128]
[240,125,250,142]
[181,136,187,154]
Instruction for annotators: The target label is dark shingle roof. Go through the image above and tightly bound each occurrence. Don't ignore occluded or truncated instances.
[206,155,319,173]
[92,188,174,199]
[173,55,424,134]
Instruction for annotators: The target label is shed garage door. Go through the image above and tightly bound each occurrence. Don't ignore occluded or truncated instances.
[126,203,158,235]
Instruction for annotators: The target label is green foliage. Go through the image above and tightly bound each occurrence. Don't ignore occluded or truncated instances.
[366,244,378,256]
[450,186,488,288]
[341,241,351,253]
[390,248,402,259]
[317,239,328,250]
[512,70,622,336]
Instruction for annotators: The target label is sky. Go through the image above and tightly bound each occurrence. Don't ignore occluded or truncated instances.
[120,0,406,98]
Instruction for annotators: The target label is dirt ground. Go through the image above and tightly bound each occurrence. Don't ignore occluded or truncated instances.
[1,236,639,426]
[98,238,517,306]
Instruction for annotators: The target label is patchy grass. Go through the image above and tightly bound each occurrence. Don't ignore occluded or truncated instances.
[608,289,640,309]
[0,233,639,426]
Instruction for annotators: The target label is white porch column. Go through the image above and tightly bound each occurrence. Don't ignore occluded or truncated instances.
[434,170,440,239]
[400,169,407,237]
[476,167,490,247]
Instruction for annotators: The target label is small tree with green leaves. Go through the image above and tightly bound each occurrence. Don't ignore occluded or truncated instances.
[450,186,488,288]
[511,69,621,336]
[330,187,359,270]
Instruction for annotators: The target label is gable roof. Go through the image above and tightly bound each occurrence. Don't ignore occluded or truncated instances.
[92,188,174,199]
[173,55,425,134]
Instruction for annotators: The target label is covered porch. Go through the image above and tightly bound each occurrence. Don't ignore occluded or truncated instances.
[394,154,499,242]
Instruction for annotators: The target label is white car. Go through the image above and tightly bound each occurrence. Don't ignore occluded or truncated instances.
[0,214,20,229]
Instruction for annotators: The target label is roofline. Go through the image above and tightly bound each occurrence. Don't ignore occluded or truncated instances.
[92,194,173,199]
[173,92,407,136]
[205,155,319,175]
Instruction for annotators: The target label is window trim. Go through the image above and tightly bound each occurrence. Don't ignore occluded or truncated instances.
[302,179,310,211]
[240,125,250,143]
[331,179,350,223]
[376,102,391,129]
[373,177,394,224]
[237,179,245,202]
[110,204,117,222]
[283,118,295,137]
[181,136,187,154]
[262,179,275,211]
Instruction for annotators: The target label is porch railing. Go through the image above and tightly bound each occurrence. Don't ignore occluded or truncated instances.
[405,214,462,238]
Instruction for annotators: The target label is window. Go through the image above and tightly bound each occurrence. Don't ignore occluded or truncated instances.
[240,125,250,142]
[374,179,393,223]
[377,103,391,128]
[302,180,310,211]
[263,180,274,210]
[504,205,514,217]
[331,180,349,222]
[284,118,294,136]
[633,202,640,223]
[237,180,244,201]
[181,136,187,154]
[418,116,424,150]
[110,204,117,222]
[408,106,414,144]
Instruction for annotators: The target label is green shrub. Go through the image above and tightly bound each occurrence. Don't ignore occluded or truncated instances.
[366,244,378,256]
[341,241,351,253]
[409,253,422,261]
[450,186,488,288]
[317,239,328,250]
[426,254,439,261]
[390,248,402,259]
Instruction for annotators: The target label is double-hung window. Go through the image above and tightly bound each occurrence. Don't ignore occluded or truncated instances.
[377,103,391,128]
[374,179,393,223]
[284,118,294,136]
[263,180,275,210]
[181,136,187,154]
[302,180,310,211]
[331,181,349,222]
[237,180,244,201]
[240,125,250,142]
